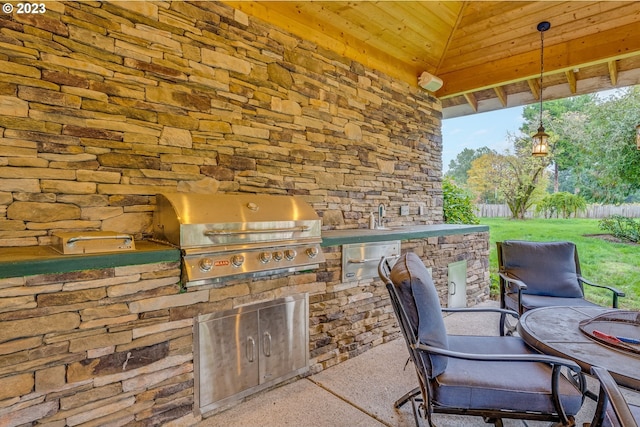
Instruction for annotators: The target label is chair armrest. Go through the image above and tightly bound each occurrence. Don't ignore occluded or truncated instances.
[441,307,519,337]
[591,366,638,427]
[413,342,582,375]
[579,277,625,308]
[498,271,528,291]
[498,271,528,314]
[442,307,519,319]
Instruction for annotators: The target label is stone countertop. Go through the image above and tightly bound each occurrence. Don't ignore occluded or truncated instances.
[0,240,180,279]
[321,224,489,247]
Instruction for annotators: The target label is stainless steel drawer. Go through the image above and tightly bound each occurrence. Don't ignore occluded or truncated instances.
[342,240,400,282]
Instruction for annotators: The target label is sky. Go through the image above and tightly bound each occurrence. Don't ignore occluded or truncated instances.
[441,106,525,172]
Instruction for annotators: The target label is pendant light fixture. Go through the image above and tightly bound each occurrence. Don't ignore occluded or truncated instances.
[532,21,551,157]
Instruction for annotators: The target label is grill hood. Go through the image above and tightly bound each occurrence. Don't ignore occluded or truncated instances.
[153,192,324,285]
[154,192,322,249]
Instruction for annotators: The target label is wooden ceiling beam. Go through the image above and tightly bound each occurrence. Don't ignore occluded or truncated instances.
[528,79,540,101]
[494,86,507,107]
[565,70,577,94]
[463,92,478,112]
[608,60,619,86]
[437,20,640,98]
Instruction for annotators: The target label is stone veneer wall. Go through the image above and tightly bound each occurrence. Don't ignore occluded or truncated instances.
[314,233,489,370]
[0,1,442,247]
[0,260,192,426]
[0,2,490,425]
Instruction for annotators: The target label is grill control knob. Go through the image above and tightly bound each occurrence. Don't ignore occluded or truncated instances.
[284,249,297,261]
[199,258,213,272]
[306,247,319,258]
[231,255,245,267]
[259,252,272,263]
[273,251,284,261]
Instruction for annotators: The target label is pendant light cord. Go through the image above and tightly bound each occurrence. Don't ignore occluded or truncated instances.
[539,27,545,128]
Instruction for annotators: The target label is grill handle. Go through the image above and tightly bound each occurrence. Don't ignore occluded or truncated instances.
[67,234,133,246]
[204,226,311,236]
[348,255,399,264]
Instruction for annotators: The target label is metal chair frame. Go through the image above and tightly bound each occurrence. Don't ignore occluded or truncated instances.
[590,366,639,427]
[378,256,586,427]
[496,241,624,334]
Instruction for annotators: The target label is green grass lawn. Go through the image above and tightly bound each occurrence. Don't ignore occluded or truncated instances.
[481,217,640,310]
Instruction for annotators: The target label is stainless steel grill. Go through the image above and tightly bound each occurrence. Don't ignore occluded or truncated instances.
[153,192,325,286]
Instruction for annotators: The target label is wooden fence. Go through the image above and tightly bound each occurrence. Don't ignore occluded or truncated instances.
[475,204,640,219]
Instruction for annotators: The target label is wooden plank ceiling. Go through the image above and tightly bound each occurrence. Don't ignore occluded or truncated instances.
[223,1,640,118]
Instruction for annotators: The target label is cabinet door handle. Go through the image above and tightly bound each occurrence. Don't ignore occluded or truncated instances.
[246,336,256,362]
[450,281,457,295]
[263,331,272,357]
[348,254,399,264]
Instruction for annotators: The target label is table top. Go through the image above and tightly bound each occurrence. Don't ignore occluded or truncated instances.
[518,306,640,391]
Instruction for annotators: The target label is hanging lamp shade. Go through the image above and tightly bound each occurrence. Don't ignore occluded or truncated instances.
[532,125,550,156]
[532,21,551,157]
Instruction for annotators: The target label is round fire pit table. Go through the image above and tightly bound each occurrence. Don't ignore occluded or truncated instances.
[518,306,640,391]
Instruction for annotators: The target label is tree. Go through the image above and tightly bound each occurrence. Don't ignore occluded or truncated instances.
[581,87,640,203]
[500,155,549,219]
[520,88,640,203]
[521,95,597,194]
[466,152,504,203]
[467,135,549,219]
[445,146,496,186]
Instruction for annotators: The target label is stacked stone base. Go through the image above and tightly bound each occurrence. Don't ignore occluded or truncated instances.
[0,230,487,425]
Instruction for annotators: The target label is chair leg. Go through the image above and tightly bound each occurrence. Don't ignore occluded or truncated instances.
[499,312,517,336]
[409,394,421,427]
[394,386,421,409]
[419,399,435,427]
[499,312,506,335]
[548,416,576,427]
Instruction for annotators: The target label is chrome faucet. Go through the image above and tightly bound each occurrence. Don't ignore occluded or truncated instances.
[377,203,385,228]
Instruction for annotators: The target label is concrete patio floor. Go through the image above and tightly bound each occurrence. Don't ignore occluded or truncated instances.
[196,301,638,427]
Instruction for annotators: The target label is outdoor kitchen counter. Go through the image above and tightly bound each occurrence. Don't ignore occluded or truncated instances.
[0,240,179,279]
[321,224,489,247]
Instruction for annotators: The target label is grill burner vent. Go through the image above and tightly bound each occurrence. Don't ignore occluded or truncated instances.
[153,193,325,286]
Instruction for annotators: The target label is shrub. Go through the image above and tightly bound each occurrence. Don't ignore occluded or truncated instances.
[443,177,479,224]
[536,192,586,218]
[599,215,640,243]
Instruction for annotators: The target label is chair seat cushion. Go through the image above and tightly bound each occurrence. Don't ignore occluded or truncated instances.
[432,335,583,416]
[505,293,599,313]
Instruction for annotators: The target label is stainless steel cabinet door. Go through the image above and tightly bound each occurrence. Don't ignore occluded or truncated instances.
[258,297,308,384]
[447,260,467,308]
[198,310,259,408]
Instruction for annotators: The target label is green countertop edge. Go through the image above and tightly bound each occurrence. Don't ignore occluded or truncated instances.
[0,225,489,278]
[321,224,489,247]
[0,241,181,279]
